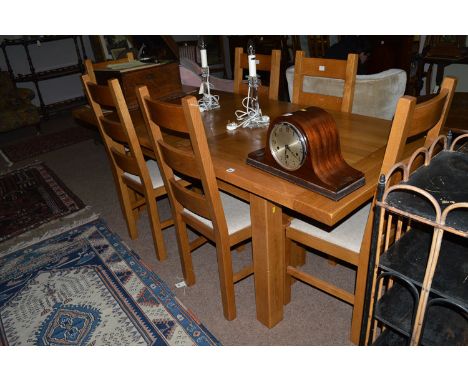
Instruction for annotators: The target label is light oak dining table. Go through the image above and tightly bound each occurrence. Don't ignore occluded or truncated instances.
[134,90,392,332]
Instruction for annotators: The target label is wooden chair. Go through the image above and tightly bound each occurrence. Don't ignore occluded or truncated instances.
[284,76,457,344]
[233,47,281,101]
[74,53,135,127]
[81,73,173,261]
[292,50,358,113]
[136,88,253,321]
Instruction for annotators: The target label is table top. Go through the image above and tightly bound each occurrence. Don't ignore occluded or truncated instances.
[137,92,393,226]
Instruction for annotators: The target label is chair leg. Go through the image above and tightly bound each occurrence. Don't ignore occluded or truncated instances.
[175,215,196,285]
[284,236,293,305]
[117,182,139,240]
[284,238,306,305]
[146,195,168,262]
[215,242,236,320]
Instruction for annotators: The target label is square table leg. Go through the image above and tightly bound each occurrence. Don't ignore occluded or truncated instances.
[250,194,284,328]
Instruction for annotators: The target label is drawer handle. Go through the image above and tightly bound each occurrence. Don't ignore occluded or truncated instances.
[145,74,155,81]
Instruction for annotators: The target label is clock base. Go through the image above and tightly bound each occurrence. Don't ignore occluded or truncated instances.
[247,148,365,201]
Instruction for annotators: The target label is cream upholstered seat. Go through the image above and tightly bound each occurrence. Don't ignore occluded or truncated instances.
[284,76,457,344]
[289,203,371,254]
[123,160,164,188]
[286,66,407,120]
[184,191,251,235]
[123,160,182,188]
[137,88,253,321]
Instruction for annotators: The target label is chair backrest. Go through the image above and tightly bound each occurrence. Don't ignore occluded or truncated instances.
[233,47,281,101]
[380,76,457,175]
[292,50,358,113]
[81,73,153,192]
[136,88,230,241]
[286,67,407,120]
[84,52,135,83]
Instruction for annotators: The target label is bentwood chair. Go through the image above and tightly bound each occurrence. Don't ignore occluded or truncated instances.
[81,74,173,261]
[233,47,281,101]
[292,50,358,113]
[284,76,457,344]
[137,88,253,320]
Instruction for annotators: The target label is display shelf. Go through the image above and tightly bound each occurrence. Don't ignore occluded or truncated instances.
[420,300,468,346]
[385,150,468,234]
[372,328,408,346]
[1,35,87,119]
[374,281,416,337]
[379,227,468,307]
[363,135,468,346]
[44,96,87,116]
[1,35,78,46]
[14,64,82,83]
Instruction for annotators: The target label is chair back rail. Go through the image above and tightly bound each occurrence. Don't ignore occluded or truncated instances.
[292,50,358,113]
[233,47,281,101]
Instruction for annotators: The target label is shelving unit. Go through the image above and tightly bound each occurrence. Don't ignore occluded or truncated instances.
[1,35,87,119]
[362,133,468,346]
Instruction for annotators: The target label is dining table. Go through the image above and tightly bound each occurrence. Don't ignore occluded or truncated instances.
[134,90,393,336]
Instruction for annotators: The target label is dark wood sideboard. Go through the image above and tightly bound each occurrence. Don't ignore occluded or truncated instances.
[94,61,182,110]
[73,60,183,127]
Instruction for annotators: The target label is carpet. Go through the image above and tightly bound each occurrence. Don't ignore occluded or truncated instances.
[0,127,95,165]
[0,218,220,346]
[0,162,86,243]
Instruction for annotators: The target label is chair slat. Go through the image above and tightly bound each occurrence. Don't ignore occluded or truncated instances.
[297,93,343,112]
[87,82,116,108]
[112,149,140,177]
[300,57,347,79]
[159,140,200,180]
[233,48,281,101]
[145,97,188,133]
[239,52,272,71]
[410,92,448,137]
[100,117,128,143]
[171,180,212,220]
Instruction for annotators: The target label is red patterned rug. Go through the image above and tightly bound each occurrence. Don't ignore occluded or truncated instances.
[0,162,85,243]
[0,127,95,164]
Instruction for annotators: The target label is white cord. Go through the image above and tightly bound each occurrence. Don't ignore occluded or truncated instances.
[232,83,268,129]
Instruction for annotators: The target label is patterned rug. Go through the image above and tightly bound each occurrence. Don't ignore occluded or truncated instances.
[0,219,220,346]
[0,127,96,165]
[0,162,85,243]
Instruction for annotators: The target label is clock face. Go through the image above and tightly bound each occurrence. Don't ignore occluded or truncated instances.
[269,122,307,171]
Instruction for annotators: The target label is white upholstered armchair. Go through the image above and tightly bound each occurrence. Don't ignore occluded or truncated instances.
[286,66,407,120]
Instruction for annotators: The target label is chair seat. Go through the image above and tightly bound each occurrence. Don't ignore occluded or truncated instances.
[184,191,251,235]
[289,202,371,253]
[123,160,165,188]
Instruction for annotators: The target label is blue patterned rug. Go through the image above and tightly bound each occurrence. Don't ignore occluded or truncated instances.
[0,219,220,346]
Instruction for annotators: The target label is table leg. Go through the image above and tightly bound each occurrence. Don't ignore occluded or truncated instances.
[250,194,284,328]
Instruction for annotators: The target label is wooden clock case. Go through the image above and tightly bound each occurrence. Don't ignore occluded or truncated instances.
[247,107,365,200]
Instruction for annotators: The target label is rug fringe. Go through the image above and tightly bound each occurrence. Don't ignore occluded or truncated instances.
[0,149,13,167]
[0,208,99,256]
